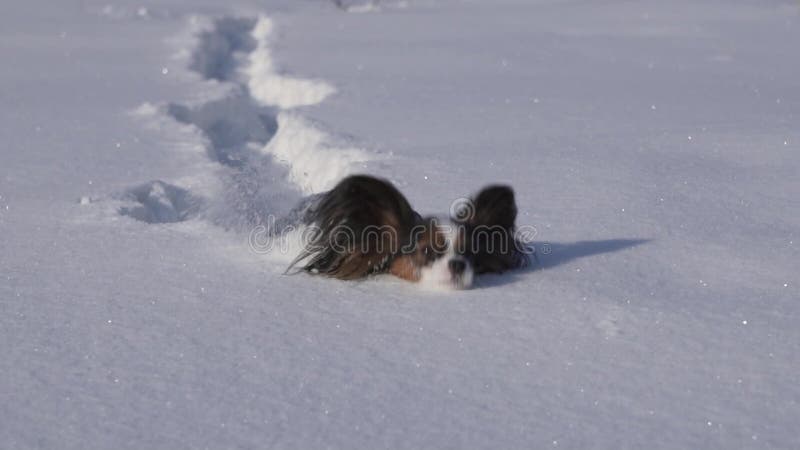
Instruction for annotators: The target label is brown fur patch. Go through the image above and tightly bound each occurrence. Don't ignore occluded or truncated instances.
[389,254,421,281]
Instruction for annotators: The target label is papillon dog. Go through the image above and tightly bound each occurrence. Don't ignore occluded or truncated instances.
[289,175,529,289]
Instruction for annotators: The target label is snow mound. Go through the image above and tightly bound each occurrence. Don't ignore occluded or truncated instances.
[189,16,257,82]
[166,93,277,167]
[246,16,336,109]
[264,113,373,194]
[187,15,335,108]
[179,14,375,206]
[118,13,377,236]
[118,180,201,223]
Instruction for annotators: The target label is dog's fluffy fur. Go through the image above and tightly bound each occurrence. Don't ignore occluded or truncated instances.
[290,175,527,289]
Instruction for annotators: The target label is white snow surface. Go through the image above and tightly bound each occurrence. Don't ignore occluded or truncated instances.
[1,0,799,448]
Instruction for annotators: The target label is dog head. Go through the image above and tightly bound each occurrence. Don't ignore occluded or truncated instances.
[291,175,527,289]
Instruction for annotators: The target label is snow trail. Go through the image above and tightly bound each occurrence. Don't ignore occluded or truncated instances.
[124,14,376,231]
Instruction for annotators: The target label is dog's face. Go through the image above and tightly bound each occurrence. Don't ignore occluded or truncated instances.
[391,185,521,289]
[391,217,474,289]
[292,175,526,289]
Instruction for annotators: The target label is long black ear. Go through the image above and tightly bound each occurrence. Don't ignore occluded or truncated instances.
[461,185,526,274]
[289,175,420,279]
[467,185,517,229]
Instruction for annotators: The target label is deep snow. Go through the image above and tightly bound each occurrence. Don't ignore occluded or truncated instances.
[1,0,799,448]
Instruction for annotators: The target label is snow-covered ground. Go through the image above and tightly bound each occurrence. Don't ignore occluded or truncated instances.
[1,0,798,448]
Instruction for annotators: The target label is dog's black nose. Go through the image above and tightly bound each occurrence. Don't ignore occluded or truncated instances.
[448,259,466,275]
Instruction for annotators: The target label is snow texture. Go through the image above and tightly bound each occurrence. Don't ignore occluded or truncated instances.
[1,0,798,448]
